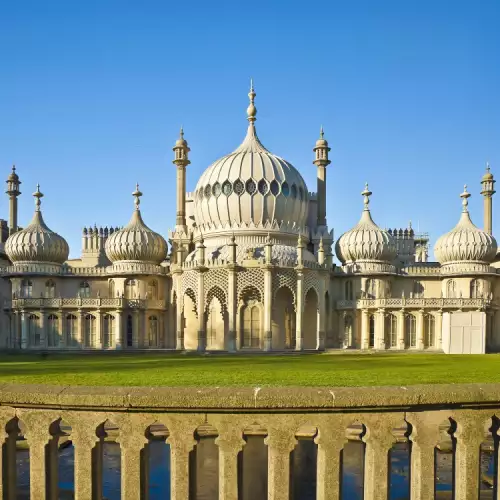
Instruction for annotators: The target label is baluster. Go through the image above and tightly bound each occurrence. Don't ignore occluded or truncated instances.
[215,428,245,500]
[71,421,99,500]
[169,430,196,500]
[1,411,17,500]
[118,425,148,499]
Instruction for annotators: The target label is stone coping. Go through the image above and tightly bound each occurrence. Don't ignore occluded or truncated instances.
[0,383,499,412]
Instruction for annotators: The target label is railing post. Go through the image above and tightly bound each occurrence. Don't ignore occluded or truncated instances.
[71,420,99,500]
[215,428,246,500]
[169,429,196,500]
[265,427,297,500]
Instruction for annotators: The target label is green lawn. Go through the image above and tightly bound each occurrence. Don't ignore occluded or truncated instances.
[0,352,499,387]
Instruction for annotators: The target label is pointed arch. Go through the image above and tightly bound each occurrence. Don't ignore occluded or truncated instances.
[272,286,296,349]
[303,287,318,349]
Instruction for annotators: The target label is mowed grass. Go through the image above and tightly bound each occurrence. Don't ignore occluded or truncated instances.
[0,352,499,387]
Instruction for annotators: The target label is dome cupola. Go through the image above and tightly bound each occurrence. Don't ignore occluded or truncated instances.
[105,184,167,265]
[335,183,397,267]
[434,185,497,268]
[193,81,309,236]
[5,184,69,265]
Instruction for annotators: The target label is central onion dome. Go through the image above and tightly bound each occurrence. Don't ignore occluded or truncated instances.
[193,82,309,232]
[335,184,397,265]
[5,184,69,265]
[105,185,167,265]
[434,185,497,265]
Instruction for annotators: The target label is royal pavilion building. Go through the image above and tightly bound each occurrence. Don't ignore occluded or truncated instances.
[0,84,499,354]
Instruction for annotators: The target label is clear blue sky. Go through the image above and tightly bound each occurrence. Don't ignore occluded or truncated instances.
[1,0,499,259]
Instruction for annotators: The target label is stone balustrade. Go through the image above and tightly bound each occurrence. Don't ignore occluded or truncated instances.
[0,383,499,499]
[4,297,166,311]
[337,296,492,310]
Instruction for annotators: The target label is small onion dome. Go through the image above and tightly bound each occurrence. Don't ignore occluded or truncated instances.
[105,184,167,264]
[175,126,188,148]
[335,183,396,264]
[315,126,329,148]
[7,165,19,182]
[482,163,494,182]
[5,184,69,265]
[434,185,497,264]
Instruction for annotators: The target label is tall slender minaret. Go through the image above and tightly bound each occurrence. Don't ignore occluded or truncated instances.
[172,127,190,229]
[6,165,21,236]
[313,127,331,226]
[480,163,495,234]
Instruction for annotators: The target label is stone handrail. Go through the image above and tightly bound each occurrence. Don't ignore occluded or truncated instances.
[336,297,491,310]
[4,297,166,310]
[0,382,498,499]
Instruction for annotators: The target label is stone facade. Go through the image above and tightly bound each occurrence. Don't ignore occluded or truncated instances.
[1,84,499,354]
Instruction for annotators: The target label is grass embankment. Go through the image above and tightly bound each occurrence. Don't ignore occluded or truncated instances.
[0,352,499,387]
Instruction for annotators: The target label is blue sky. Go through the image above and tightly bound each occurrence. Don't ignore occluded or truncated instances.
[0,0,499,258]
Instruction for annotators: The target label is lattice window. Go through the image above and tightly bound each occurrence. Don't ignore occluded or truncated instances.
[303,271,320,301]
[237,268,264,302]
[205,286,227,315]
[272,270,297,305]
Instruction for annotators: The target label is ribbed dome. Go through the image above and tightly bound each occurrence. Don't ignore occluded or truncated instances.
[434,186,497,264]
[5,185,69,265]
[193,84,309,232]
[335,184,396,264]
[105,185,167,265]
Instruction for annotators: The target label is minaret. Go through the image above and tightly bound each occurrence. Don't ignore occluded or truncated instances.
[313,126,331,227]
[172,127,190,229]
[6,165,21,236]
[480,163,495,234]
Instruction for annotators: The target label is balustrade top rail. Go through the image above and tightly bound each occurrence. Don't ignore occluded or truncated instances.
[4,297,166,310]
[336,297,491,309]
[0,382,499,412]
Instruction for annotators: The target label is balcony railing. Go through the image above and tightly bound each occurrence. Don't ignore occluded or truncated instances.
[0,383,498,499]
[337,297,492,310]
[4,297,166,310]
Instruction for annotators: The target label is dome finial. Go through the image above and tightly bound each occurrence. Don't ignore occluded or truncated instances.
[33,183,43,212]
[247,79,257,123]
[362,182,372,211]
[132,183,143,211]
[487,161,491,174]
[460,184,470,212]
[320,125,324,139]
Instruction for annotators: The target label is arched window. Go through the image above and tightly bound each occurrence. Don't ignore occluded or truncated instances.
[470,279,482,299]
[79,281,91,298]
[242,305,260,348]
[413,280,424,298]
[103,314,114,349]
[47,314,58,347]
[66,314,77,347]
[108,279,115,298]
[369,314,375,348]
[45,280,56,298]
[386,313,397,348]
[29,314,40,346]
[148,280,158,300]
[148,316,158,347]
[125,279,137,299]
[345,281,353,301]
[365,279,376,299]
[84,314,96,347]
[446,279,457,298]
[344,315,353,347]
[21,279,33,298]
[405,314,416,348]
[424,314,435,348]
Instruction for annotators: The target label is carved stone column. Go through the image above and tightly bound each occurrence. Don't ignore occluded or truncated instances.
[377,308,386,349]
[263,266,273,351]
[416,309,424,349]
[132,310,140,349]
[169,431,196,500]
[215,429,246,499]
[176,294,184,350]
[197,271,206,352]
[77,310,84,348]
[436,310,443,350]
[265,428,297,500]
[114,310,122,349]
[117,428,148,499]
[40,309,47,348]
[397,309,405,349]
[361,309,369,349]
[21,309,28,349]
[295,270,304,351]
[227,267,237,351]
[58,310,64,348]
[94,310,102,349]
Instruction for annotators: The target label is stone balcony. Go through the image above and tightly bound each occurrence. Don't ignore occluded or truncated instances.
[337,296,492,310]
[0,383,498,499]
[4,297,166,311]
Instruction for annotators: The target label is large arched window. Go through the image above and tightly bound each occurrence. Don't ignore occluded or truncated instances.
[369,314,375,348]
[66,314,77,347]
[148,316,158,347]
[424,314,435,348]
[365,279,376,299]
[148,280,158,300]
[103,314,114,349]
[84,314,96,347]
[47,314,58,347]
[446,279,457,298]
[45,280,56,298]
[344,315,353,347]
[470,279,482,299]
[345,281,353,301]
[79,281,91,298]
[21,279,33,298]
[413,280,424,298]
[242,305,260,348]
[29,314,40,346]
[386,313,397,348]
[108,279,115,298]
[405,314,417,348]
[125,279,137,299]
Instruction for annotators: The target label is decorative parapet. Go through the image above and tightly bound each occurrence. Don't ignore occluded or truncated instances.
[401,262,497,277]
[336,297,491,310]
[4,297,166,310]
[337,261,397,275]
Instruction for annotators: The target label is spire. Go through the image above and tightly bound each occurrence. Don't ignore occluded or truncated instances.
[460,184,470,213]
[132,183,142,211]
[362,182,372,211]
[33,183,43,212]
[320,125,324,139]
[247,79,257,124]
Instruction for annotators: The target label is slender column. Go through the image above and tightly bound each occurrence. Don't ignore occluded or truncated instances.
[77,310,84,348]
[436,310,443,350]
[39,309,47,348]
[46,437,59,500]
[295,271,304,350]
[142,309,148,348]
[132,310,140,348]
[197,271,206,351]
[114,310,122,349]
[263,267,273,351]
[176,166,187,228]
[338,311,346,348]
[58,310,64,348]
[118,430,148,500]
[265,428,297,500]
[169,432,196,500]
[72,428,98,500]
[317,280,326,350]
[397,309,405,349]
[454,414,484,500]
[377,308,386,349]
[351,310,358,347]
[27,433,50,500]
[227,269,237,351]
[21,310,28,349]
[215,430,246,500]
[176,294,184,350]
[12,310,19,348]
[361,309,369,349]
[416,309,424,349]
[94,310,102,349]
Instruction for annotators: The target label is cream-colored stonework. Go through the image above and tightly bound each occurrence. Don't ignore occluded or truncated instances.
[1,83,498,353]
